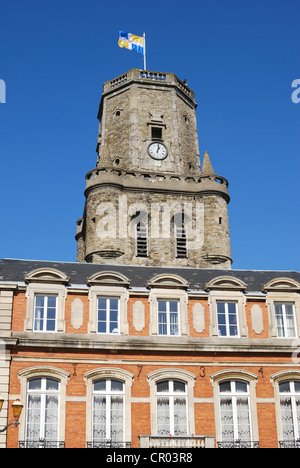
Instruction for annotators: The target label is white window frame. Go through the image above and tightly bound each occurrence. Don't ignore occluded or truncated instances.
[147,368,196,437]
[88,286,129,335]
[25,377,60,445]
[211,370,259,445]
[97,297,120,335]
[218,380,253,442]
[274,302,297,339]
[25,283,67,333]
[157,299,180,336]
[92,378,125,443]
[156,379,188,436]
[217,301,240,338]
[84,368,134,446]
[33,294,58,332]
[278,380,300,440]
[18,366,70,447]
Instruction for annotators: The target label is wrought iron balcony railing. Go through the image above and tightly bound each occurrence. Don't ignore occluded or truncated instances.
[87,439,131,448]
[19,439,65,448]
[217,440,260,448]
[279,439,300,448]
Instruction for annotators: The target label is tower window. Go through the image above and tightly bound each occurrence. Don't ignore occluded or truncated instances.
[151,126,162,140]
[174,214,188,258]
[133,212,148,258]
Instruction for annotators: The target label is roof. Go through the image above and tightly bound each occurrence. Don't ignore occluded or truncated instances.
[0,258,299,293]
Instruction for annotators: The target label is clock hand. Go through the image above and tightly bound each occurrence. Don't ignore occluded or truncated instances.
[157,144,160,153]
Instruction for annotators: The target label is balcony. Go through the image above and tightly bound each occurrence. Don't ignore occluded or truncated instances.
[139,435,215,448]
[87,440,131,448]
[217,440,259,448]
[19,439,65,448]
[279,439,300,448]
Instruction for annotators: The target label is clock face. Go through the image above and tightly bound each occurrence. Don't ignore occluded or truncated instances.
[148,142,168,160]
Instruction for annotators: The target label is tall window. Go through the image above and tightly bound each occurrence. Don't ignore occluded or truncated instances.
[33,295,57,332]
[156,380,187,436]
[133,211,148,258]
[92,379,125,446]
[279,381,300,442]
[174,214,187,258]
[158,300,180,336]
[25,377,60,447]
[275,303,297,338]
[217,301,239,337]
[219,380,252,442]
[97,297,119,334]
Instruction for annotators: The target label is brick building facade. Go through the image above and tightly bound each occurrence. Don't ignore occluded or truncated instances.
[0,70,299,449]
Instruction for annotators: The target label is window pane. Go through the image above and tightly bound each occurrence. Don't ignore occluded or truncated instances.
[174,381,186,393]
[237,397,251,440]
[219,381,231,393]
[157,397,170,435]
[93,395,106,440]
[174,397,187,436]
[98,298,107,310]
[47,296,57,308]
[280,397,295,440]
[158,312,167,335]
[111,380,124,392]
[26,394,41,440]
[35,295,45,307]
[235,381,248,393]
[169,301,178,313]
[157,381,169,393]
[28,378,42,390]
[220,397,234,440]
[295,382,300,393]
[45,395,59,440]
[110,299,119,310]
[280,382,291,393]
[170,313,179,336]
[46,379,59,391]
[94,380,106,392]
[158,301,167,312]
[111,396,124,441]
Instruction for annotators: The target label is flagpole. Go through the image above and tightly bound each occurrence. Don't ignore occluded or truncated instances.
[143,32,146,70]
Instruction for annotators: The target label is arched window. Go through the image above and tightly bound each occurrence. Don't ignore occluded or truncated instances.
[92,379,125,447]
[156,379,188,436]
[219,380,252,445]
[25,377,60,448]
[279,380,300,445]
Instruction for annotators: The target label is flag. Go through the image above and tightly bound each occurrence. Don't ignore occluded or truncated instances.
[118,31,144,55]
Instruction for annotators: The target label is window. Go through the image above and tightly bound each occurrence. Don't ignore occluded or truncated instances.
[156,380,188,436]
[97,297,120,334]
[217,301,239,337]
[25,377,60,448]
[158,300,180,336]
[136,220,148,257]
[275,303,297,338]
[279,381,300,442]
[92,379,125,446]
[151,126,162,140]
[175,220,187,258]
[219,380,252,443]
[33,295,57,332]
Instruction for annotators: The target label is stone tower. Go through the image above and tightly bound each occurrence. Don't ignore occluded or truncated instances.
[76,69,232,269]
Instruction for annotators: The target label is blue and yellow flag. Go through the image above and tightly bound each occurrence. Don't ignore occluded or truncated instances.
[118,31,144,55]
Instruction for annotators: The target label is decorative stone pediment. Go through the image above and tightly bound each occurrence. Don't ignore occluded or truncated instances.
[146,274,189,290]
[24,268,69,285]
[87,271,131,287]
[262,277,300,293]
[205,276,247,292]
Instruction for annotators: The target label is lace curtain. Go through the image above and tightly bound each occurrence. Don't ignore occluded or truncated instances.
[93,395,124,442]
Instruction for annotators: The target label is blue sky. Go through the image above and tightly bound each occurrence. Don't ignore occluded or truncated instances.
[0,0,299,271]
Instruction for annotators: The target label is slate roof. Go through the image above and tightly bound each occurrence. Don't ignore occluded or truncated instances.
[0,258,299,293]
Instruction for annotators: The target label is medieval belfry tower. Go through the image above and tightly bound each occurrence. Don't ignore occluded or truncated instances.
[76,69,232,268]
